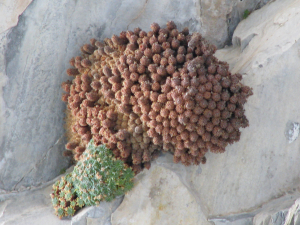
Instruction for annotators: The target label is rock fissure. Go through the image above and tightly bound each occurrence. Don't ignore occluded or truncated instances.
[127,0,149,30]
[12,134,64,191]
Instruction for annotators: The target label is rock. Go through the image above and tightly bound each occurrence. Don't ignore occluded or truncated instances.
[0,0,32,33]
[199,0,271,47]
[0,176,70,225]
[111,153,209,225]
[253,195,300,225]
[0,0,203,192]
[193,0,300,218]
[285,121,300,144]
[113,0,300,223]
[209,214,254,225]
[1,0,300,223]
[0,0,266,193]
[0,168,123,225]
[209,194,300,225]
[71,196,123,225]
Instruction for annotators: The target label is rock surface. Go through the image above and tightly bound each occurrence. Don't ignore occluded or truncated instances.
[210,193,300,225]
[199,0,270,47]
[71,196,123,225]
[0,168,123,225]
[0,0,199,192]
[0,0,32,33]
[201,0,300,216]
[253,195,300,225]
[0,0,266,193]
[0,179,70,225]
[113,0,300,223]
[1,0,300,224]
[111,153,208,225]
[1,0,202,192]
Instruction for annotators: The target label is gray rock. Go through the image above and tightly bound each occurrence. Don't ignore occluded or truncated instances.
[0,0,200,192]
[0,176,70,225]
[0,0,32,33]
[209,194,300,225]
[0,0,73,191]
[252,194,300,225]
[113,0,300,223]
[0,167,123,225]
[226,0,271,46]
[71,196,123,225]
[199,0,271,48]
[1,0,300,223]
[191,0,300,217]
[0,0,271,192]
[209,213,254,225]
[111,154,210,225]
[285,121,300,144]
[1,0,198,192]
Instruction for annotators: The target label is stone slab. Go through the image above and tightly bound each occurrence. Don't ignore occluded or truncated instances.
[112,0,300,223]
[0,0,272,192]
[0,0,203,192]
[111,153,209,225]
[0,0,32,33]
[194,0,300,217]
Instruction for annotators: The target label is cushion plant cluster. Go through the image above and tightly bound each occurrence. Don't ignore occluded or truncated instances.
[55,20,253,219]
[50,140,134,219]
[72,139,134,205]
[62,21,252,174]
[50,173,84,219]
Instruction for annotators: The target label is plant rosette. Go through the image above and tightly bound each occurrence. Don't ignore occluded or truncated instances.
[72,140,134,206]
[50,173,85,219]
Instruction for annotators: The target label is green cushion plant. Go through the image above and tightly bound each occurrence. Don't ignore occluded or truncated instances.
[72,140,134,206]
[50,140,134,219]
[50,173,83,219]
